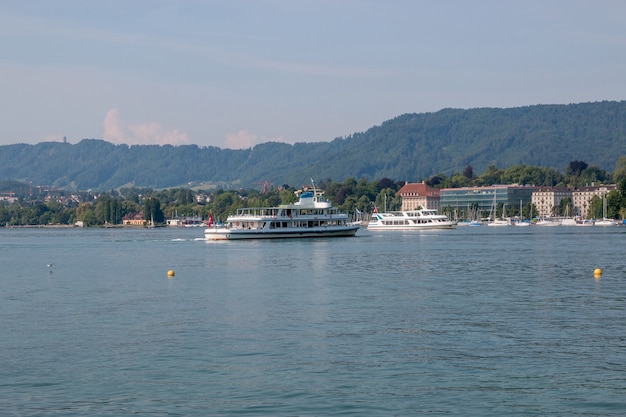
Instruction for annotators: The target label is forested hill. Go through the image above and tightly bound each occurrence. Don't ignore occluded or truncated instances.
[2,100,626,190]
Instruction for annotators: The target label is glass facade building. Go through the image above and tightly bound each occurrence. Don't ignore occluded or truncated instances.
[440,185,536,217]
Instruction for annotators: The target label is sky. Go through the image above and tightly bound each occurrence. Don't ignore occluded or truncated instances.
[1,1,625,149]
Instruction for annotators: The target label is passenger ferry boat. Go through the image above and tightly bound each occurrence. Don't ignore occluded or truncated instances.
[204,181,359,240]
[367,208,457,230]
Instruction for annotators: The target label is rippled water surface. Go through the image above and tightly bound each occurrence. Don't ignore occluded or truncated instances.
[2,226,626,416]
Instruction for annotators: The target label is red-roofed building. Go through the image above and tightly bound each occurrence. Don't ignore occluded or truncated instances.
[397,182,441,211]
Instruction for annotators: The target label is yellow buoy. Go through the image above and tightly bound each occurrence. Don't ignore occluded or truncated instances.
[594,268,602,277]
[167,269,175,278]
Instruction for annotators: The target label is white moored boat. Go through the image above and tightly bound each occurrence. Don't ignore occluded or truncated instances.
[535,218,561,226]
[204,181,359,240]
[367,208,457,230]
[594,218,619,226]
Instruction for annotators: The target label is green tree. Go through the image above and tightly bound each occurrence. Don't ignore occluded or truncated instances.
[374,188,401,212]
[558,197,573,217]
[95,195,123,225]
[0,205,9,226]
[354,195,370,214]
[211,191,241,218]
[279,189,298,205]
[477,165,504,186]
[447,172,471,188]
[425,173,447,188]
[612,156,626,183]
[462,164,474,179]
[616,177,626,219]
[578,166,609,186]
[566,160,588,176]
[143,197,165,224]
[339,194,359,213]
[606,190,621,219]
[589,195,603,219]
[76,202,96,226]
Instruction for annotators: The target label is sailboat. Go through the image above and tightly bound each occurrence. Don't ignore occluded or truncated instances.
[594,195,618,226]
[560,204,577,226]
[535,203,560,226]
[458,205,481,226]
[535,217,560,226]
[488,200,511,226]
[515,199,530,226]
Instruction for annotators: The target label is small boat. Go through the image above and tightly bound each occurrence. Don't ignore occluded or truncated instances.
[560,206,577,226]
[576,219,594,227]
[514,200,531,226]
[487,205,512,226]
[182,215,205,227]
[367,208,457,230]
[594,218,618,226]
[594,195,618,226]
[204,180,359,240]
[486,198,511,226]
[458,219,482,226]
[535,217,561,226]
[560,217,578,226]
[487,218,512,226]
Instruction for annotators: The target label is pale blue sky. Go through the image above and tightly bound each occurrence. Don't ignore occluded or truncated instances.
[1,1,625,149]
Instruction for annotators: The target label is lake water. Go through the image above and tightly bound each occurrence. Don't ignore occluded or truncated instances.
[1,226,626,416]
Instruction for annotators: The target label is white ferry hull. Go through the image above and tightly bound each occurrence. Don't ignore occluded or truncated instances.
[367,209,457,231]
[205,225,359,240]
[367,223,456,231]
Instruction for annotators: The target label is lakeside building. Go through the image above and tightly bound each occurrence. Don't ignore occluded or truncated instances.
[532,187,572,217]
[437,184,617,219]
[439,185,536,216]
[122,213,146,226]
[531,185,617,218]
[572,185,616,217]
[397,182,441,211]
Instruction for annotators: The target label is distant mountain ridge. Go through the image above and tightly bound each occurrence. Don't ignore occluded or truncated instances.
[1,100,625,190]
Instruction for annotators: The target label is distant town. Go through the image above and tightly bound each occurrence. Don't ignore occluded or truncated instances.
[2,159,625,227]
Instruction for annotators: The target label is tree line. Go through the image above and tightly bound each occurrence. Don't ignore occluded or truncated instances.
[2,158,626,227]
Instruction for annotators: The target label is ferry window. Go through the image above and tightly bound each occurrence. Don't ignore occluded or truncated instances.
[282,222,288,228]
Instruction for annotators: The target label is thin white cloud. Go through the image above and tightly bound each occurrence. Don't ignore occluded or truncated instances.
[223,130,258,149]
[103,108,127,143]
[103,108,189,145]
